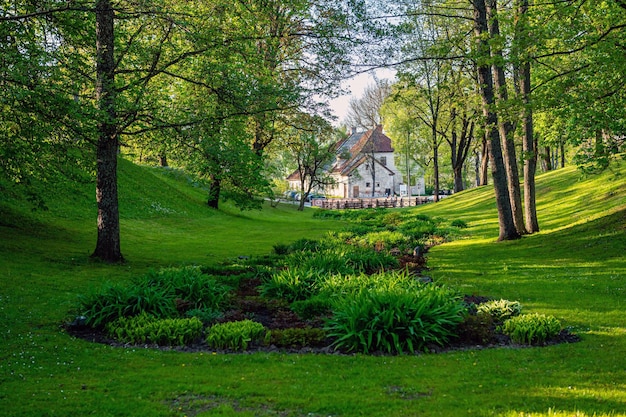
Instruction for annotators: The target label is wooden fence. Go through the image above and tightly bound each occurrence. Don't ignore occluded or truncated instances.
[311,197,430,210]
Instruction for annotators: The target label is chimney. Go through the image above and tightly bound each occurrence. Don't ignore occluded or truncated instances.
[351,127,357,135]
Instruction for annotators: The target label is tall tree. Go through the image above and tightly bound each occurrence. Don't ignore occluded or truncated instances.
[513,0,539,233]
[92,0,122,261]
[471,0,520,241]
[486,0,526,235]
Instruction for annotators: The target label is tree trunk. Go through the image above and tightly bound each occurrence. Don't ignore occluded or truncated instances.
[432,125,440,201]
[520,61,539,233]
[487,0,526,235]
[480,133,489,186]
[473,0,520,241]
[159,154,168,167]
[207,175,220,209]
[542,146,552,171]
[92,0,123,263]
[517,0,539,233]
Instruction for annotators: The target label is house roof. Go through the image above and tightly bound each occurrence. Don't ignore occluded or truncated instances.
[286,125,395,182]
[333,125,394,175]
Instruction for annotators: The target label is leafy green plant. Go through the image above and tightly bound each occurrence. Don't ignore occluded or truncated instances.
[353,230,408,250]
[288,238,322,253]
[265,327,327,348]
[290,296,332,320]
[325,284,466,354]
[319,270,417,299]
[477,299,523,323]
[502,313,562,345]
[450,219,468,228]
[185,308,223,325]
[105,313,203,346]
[206,320,267,351]
[139,266,232,311]
[260,268,323,303]
[397,220,437,241]
[78,283,176,327]
[272,243,290,255]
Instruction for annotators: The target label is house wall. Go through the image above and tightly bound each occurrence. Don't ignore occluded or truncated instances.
[351,160,397,198]
[324,153,398,198]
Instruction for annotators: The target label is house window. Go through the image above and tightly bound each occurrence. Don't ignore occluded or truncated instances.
[376,183,380,188]
[366,182,371,188]
[380,156,387,166]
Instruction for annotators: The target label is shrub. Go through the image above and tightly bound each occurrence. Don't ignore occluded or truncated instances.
[450,219,468,228]
[272,243,290,255]
[325,284,466,354]
[502,313,562,345]
[206,320,267,351]
[79,283,176,327]
[265,327,327,348]
[105,313,203,346]
[477,299,523,323]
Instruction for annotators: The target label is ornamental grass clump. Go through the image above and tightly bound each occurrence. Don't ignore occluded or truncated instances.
[325,282,466,354]
[206,320,267,351]
[502,313,562,345]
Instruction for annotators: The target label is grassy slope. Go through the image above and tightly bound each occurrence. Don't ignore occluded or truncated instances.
[0,158,624,417]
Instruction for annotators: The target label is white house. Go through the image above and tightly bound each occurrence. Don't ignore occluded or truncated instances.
[287,125,406,198]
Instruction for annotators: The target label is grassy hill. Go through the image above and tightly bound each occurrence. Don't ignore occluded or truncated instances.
[0,157,624,417]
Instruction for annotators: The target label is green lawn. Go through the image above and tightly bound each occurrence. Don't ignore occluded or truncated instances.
[1,158,624,416]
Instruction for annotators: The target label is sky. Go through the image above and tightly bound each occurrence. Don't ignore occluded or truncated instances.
[328,68,396,126]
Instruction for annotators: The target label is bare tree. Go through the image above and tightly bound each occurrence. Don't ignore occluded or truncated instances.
[344,79,392,130]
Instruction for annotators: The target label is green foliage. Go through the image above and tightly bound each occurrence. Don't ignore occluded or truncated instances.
[477,299,523,323]
[319,270,417,299]
[450,219,468,228]
[260,268,323,303]
[265,327,327,348]
[78,283,176,328]
[272,243,290,255]
[352,230,408,250]
[105,313,203,346]
[290,296,332,320]
[502,313,562,345]
[397,219,438,241]
[206,320,267,351]
[288,238,323,253]
[139,266,232,311]
[185,308,223,325]
[78,266,232,327]
[325,283,466,354]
